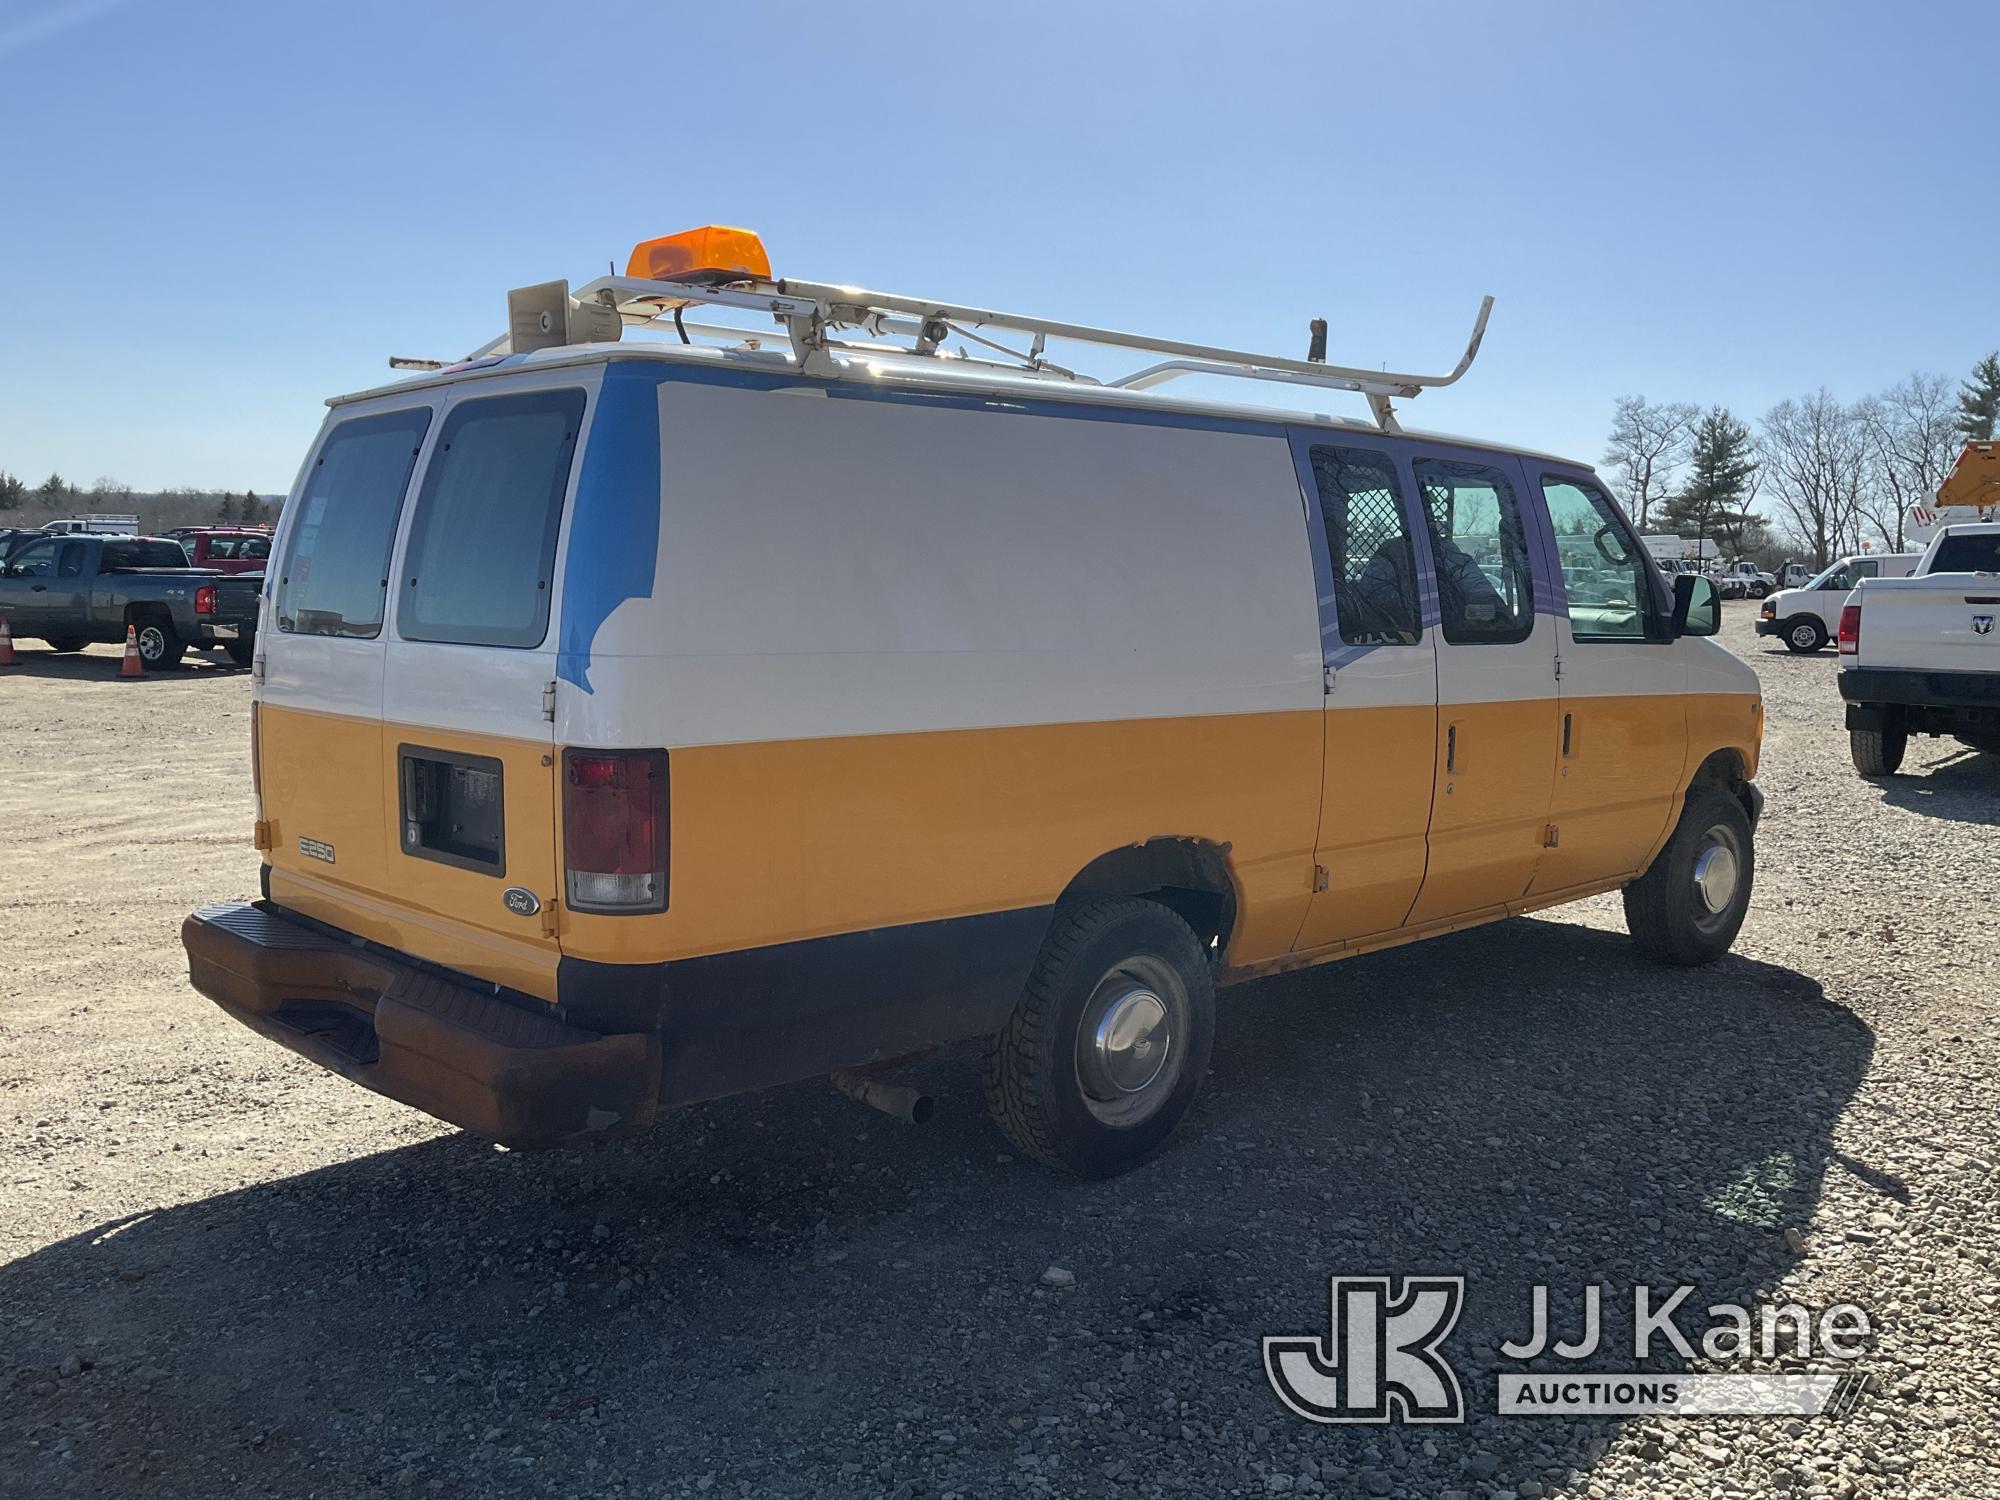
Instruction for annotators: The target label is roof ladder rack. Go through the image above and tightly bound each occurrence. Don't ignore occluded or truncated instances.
[472,272,1495,433]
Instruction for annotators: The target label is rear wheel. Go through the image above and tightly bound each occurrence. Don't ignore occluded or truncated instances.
[1851,723,1907,777]
[1624,787,1755,966]
[1783,619,1826,653]
[134,618,184,670]
[985,898,1214,1178]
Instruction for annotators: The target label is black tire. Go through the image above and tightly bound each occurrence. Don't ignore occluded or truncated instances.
[985,898,1215,1178]
[1623,787,1755,967]
[133,617,184,671]
[1781,618,1826,653]
[44,637,87,653]
[1851,724,1907,777]
[224,638,254,668]
[1749,582,1770,600]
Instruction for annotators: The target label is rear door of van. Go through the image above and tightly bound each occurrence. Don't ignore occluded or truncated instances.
[262,372,595,1002]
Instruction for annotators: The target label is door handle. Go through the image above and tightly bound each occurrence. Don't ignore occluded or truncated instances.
[1446,724,1457,774]
[1562,712,1573,756]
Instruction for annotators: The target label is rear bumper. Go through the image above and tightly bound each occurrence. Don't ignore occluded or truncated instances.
[182,901,660,1147]
[1838,666,2000,734]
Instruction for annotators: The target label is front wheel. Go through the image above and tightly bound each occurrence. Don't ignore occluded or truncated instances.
[1851,723,1906,777]
[985,898,1215,1178]
[44,637,88,653]
[1783,619,1826,653]
[1623,787,1754,966]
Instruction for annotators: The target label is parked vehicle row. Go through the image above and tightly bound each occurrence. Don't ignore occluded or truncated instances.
[0,532,262,667]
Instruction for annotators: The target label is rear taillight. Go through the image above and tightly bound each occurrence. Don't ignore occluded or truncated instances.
[195,585,216,615]
[563,749,668,913]
[1837,603,1861,655]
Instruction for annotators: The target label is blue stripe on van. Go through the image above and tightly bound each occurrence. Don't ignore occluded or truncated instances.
[558,363,663,693]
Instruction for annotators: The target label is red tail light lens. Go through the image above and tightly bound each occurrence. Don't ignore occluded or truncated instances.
[195,584,216,615]
[1837,603,1861,655]
[563,750,668,913]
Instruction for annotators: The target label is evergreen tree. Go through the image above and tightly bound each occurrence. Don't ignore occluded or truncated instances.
[0,472,24,511]
[1958,352,2000,441]
[38,472,66,504]
[243,489,260,521]
[1662,407,1759,548]
[215,493,237,523]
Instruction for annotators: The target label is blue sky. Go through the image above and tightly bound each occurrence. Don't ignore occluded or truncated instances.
[0,0,1992,492]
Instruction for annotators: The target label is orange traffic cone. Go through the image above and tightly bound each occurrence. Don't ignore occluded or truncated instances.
[121,624,144,677]
[0,615,14,667]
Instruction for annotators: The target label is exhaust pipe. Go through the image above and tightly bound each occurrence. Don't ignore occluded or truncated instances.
[832,1069,935,1125]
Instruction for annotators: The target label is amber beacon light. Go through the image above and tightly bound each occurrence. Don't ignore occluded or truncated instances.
[624,226,772,284]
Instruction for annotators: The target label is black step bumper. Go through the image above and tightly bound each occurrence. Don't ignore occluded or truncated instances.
[1838,667,2000,734]
[182,902,660,1147]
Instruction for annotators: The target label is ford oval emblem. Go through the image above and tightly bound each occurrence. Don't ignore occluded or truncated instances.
[503,887,542,917]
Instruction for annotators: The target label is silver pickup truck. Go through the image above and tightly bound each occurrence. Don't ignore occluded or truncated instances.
[0,533,262,669]
[1836,522,2000,775]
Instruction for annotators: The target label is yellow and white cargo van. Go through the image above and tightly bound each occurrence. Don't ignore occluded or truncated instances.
[184,228,1763,1176]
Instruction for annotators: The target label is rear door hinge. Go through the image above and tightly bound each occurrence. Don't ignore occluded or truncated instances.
[1312,863,1330,893]
[1323,665,1336,696]
[541,680,556,721]
[252,819,273,851]
[1543,823,1561,848]
[539,897,562,939]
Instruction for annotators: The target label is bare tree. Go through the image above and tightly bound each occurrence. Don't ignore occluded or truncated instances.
[1856,373,1961,553]
[1602,396,1698,530]
[1758,389,1870,569]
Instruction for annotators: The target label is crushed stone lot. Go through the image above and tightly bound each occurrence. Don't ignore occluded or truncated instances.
[2,609,1997,1500]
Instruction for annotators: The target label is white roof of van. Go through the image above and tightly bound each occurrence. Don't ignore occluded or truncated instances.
[332,339,1594,471]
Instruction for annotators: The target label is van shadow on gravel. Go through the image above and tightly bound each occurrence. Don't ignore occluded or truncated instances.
[0,916,1874,1499]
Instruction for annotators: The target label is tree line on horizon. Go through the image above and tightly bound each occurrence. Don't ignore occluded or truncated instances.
[1602,352,2000,571]
[0,472,278,533]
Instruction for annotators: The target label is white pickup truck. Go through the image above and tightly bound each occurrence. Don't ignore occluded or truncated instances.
[1837,522,2000,775]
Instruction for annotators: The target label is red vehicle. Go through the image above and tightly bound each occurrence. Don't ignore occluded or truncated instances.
[167,527,272,574]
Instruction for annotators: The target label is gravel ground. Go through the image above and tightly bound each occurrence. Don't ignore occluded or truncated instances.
[2,609,1997,1500]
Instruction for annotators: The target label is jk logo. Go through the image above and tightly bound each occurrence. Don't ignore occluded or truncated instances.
[1264,1276,1466,1424]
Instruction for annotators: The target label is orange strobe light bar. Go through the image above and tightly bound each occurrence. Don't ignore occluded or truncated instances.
[624,226,771,285]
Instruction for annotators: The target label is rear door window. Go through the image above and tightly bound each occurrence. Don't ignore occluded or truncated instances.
[397,389,585,648]
[1929,534,2000,572]
[57,543,85,578]
[1412,456,1536,644]
[275,408,433,638]
[102,541,191,569]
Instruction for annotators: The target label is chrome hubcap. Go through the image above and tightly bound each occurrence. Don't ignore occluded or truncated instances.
[1075,955,1187,1128]
[1693,840,1739,914]
[1090,988,1171,1095]
[139,627,165,660]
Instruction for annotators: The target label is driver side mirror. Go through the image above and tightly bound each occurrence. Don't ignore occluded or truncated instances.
[1672,573,1720,637]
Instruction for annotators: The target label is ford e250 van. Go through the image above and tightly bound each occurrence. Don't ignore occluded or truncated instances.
[183,227,1763,1176]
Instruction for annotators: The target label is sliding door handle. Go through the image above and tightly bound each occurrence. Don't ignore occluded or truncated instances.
[1562,712,1573,757]
[1446,724,1457,774]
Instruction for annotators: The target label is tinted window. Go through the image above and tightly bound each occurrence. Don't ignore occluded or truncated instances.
[102,541,190,569]
[1930,534,2000,572]
[240,535,271,561]
[206,537,239,560]
[1413,456,1535,645]
[57,543,85,578]
[8,538,55,576]
[1850,560,1879,580]
[398,389,585,648]
[1541,477,1658,642]
[1309,445,1420,645]
[275,408,433,638]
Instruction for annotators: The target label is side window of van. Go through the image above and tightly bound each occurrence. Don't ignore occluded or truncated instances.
[398,388,585,649]
[1308,445,1421,645]
[1411,457,1535,645]
[1540,476,1658,642]
[275,408,434,638]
